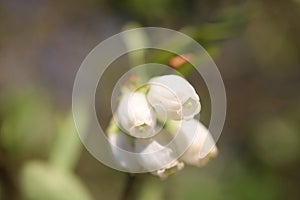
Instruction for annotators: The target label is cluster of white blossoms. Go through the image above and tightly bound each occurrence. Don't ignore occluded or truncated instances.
[108,75,218,179]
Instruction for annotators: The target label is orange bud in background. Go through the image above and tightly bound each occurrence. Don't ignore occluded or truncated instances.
[168,53,193,68]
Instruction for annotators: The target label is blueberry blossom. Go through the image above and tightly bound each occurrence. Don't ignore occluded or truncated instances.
[117,92,156,138]
[147,75,201,120]
[135,131,184,179]
[108,74,218,178]
[108,133,142,172]
[172,119,218,167]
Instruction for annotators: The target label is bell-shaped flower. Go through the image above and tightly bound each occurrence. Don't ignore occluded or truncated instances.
[173,119,218,167]
[108,133,142,172]
[117,92,156,138]
[135,131,184,179]
[147,75,201,120]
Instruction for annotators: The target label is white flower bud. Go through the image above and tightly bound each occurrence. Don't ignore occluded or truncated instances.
[117,92,156,138]
[108,133,141,172]
[135,132,184,179]
[174,119,218,167]
[147,75,201,120]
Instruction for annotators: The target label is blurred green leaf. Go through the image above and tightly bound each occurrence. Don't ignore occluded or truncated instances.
[251,117,300,167]
[20,161,93,200]
[121,0,173,21]
[0,88,55,159]
[182,6,248,43]
[49,114,83,170]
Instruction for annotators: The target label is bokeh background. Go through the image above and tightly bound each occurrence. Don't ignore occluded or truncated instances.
[1,0,300,199]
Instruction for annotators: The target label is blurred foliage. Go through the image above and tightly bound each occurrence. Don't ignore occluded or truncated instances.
[0,88,55,161]
[0,0,300,199]
[21,161,92,200]
[250,117,300,167]
[0,88,93,199]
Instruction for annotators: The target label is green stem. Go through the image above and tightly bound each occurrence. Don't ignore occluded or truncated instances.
[48,113,83,170]
[120,174,144,200]
[121,174,137,200]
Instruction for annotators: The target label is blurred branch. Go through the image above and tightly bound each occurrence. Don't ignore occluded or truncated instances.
[121,174,144,200]
[121,174,136,200]
[0,148,20,200]
[122,22,148,68]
